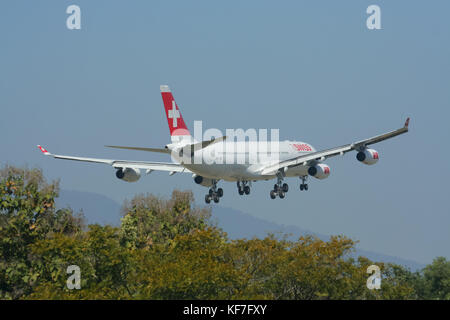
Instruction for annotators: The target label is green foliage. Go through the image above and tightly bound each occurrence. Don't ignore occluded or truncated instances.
[132,227,239,299]
[414,257,450,299]
[0,166,84,299]
[1,166,449,300]
[119,190,211,249]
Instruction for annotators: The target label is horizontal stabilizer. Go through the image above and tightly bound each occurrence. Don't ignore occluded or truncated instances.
[176,136,227,155]
[198,136,227,149]
[104,145,170,154]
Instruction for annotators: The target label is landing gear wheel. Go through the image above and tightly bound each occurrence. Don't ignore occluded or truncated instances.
[282,183,289,193]
[217,188,224,197]
[279,191,285,199]
[213,195,220,203]
[209,189,214,196]
[238,188,244,195]
[270,190,277,199]
[205,195,211,204]
[244,186,250,195]
[299,176,308,191]
[274,184,279,192]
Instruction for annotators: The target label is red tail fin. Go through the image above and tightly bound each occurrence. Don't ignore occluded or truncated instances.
[160,85,191,140]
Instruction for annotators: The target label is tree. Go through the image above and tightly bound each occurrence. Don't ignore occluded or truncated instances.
[416,257,450,299]
[119,190,211,249]
[132,227,240,299]
[0,166,84,299]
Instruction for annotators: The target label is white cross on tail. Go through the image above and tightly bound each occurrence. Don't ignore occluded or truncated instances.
[168,100,180,127]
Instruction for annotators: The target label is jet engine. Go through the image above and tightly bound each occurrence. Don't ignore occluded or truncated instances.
[308,164,331,180]
[115,168,141,182]
[193,175,214,187]
[356,148,379,165]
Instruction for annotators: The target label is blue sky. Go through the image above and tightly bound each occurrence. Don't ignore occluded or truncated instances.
[1,0,449,264]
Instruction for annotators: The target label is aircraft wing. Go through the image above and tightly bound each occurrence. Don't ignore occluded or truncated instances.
[260,118,410,176]
[37,145,190,173]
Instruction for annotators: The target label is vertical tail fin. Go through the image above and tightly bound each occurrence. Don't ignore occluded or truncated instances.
[160,85,192,143]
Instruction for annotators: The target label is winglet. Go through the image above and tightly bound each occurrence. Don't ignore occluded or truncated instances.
[404,117,410,128]
[37,145,51,156]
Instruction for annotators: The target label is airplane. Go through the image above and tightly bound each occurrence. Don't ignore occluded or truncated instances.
[37,85,410,204]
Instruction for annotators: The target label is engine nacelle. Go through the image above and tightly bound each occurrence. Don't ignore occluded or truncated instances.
[116,167,141,182]
[193,175,213,187]
[356,148,379,165]
[308,163,331,180]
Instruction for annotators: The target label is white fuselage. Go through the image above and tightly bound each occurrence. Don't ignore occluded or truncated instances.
[172,140,316,181]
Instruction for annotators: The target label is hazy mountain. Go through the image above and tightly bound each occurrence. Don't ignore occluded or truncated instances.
[57,190,425,271]
[57,190,122,226]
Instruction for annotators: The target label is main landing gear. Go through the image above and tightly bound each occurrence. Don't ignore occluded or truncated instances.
[205,180,223,204]
[299,176,309,191]
[237,181,251,196]
[270,171,289,199]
